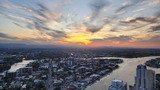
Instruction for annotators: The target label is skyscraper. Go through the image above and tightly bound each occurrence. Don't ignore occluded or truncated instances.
[108,79,127,90]
[134,64,155,90]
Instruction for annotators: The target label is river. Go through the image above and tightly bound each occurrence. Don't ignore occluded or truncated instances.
[8,60,34,72]
[85,56,160,90]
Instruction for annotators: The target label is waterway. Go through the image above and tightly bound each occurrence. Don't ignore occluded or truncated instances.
[8,60,34,72]
[85,56,160,90]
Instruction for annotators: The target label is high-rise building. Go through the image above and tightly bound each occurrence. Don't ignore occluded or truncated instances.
[134,64,155,90]
[108,79,127,90]
[147,70,156,90]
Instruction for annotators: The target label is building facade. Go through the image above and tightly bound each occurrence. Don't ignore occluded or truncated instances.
[134,64,155,90]
[108,80,127,90]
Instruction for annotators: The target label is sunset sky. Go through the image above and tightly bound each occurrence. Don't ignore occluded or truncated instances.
[0,0,160,48]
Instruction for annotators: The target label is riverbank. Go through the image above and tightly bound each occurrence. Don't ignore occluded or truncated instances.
[145,58,160,68]
[8,60,34,72]
[85,56,160,90]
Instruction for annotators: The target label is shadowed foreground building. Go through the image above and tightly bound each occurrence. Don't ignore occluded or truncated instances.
[130,64,155,90]
[108,80,127,90]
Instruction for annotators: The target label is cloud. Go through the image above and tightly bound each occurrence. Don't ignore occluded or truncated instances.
[111,0,160,32]
[108,35,133,41]
[116,0,144,13]
[0,1,67,39]
[46,30,67,38]
[89,0,109,20]
[150,25,160,32]
[92,35,133,43]
[148,35,160,42]
[136,35,160,44]
[13,22,24,28]
[121,17,158,24]
[85,22,106,33]
[0,0,160,47]
[118,16,160,31]
[0,33,17,39]
[116,4,131,13]
[84,0,110,33]
[85,0,160,33]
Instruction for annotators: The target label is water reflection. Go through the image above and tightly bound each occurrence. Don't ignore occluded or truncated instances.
[85,56,160,90]
[8,60,34,72]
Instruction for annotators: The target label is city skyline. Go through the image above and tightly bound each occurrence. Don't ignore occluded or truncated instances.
[0,0,160,48]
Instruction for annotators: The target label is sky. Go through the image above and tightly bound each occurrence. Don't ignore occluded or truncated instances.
[0,0,160,48]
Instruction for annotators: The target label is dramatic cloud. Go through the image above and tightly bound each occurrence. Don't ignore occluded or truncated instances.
[116,4,131,13]
[92,35,133,43]
[85,0,110,33]
[148,35,160,43]
[89,0,109,20]
[136,35,160,45]
[13,22,24,28]
[121,17,158,24]
[0,33,17,39]
[46,30,67,38]
[0,1,67,39]
[0,0,160,47]
[107,35,133,42]
[116,0,144,13]
[119,16,160,31]
[84,0,160,33]
[85,22,106,33]
[151,25,160,32]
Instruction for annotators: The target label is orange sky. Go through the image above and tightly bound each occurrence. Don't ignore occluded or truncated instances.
[0,0,160,48]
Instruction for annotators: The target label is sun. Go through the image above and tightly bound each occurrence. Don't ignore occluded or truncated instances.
[63,31,93,45]
[64,36,91,45]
